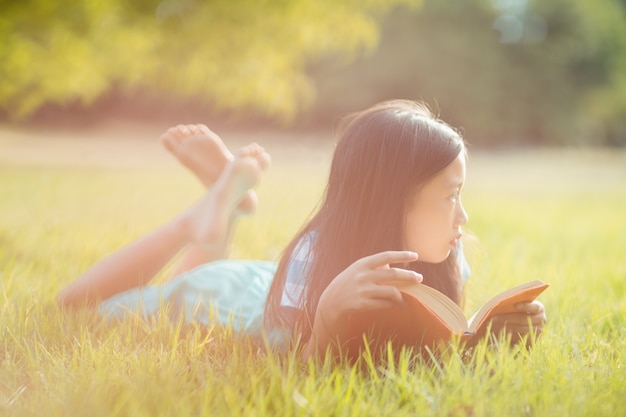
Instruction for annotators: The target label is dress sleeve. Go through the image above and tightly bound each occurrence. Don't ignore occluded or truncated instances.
[456,240,471,282]
[280,232,315,309]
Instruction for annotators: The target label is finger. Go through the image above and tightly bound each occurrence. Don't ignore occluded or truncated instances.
[356,296,405,312]
[515,301,543,315]
[487,320,544,339]
[528,313,547,326]
[371,267,423,284]
[508,329,542,347]
[359,251,418,269]
[490,313,546,327]
[489,313,528,326]
[502,324,544,335]
[359,284,405,304]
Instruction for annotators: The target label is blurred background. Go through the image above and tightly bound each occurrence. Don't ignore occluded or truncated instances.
[1,0,625,147]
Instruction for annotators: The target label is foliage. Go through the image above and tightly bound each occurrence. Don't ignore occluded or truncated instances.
[307,0,626,146]
[0,0,417,121]
[2,0,626,145]
[1,134,625,416]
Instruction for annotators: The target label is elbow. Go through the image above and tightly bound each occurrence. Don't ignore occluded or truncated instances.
[55,289,74,309]
[55,287,88,310]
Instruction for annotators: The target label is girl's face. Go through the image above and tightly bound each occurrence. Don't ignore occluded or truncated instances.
[403,153,469,263]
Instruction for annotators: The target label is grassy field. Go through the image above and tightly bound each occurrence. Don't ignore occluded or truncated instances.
[1,126,625,416]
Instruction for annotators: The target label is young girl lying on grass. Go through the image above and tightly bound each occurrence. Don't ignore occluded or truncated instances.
[57,100,546,360]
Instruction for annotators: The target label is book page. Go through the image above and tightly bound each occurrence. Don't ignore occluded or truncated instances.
[398,283,469,332]
[467,280,549,332]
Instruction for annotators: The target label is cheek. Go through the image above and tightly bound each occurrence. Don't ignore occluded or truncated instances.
[403,218,431,253]
[403,230,422,253]
[403,213,452,263]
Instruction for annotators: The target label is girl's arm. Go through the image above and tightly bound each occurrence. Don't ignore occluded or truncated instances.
[300,251,422,361]
[57,216,189,308]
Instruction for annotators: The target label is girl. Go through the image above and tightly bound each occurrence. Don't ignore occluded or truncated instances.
[57,100,546,359]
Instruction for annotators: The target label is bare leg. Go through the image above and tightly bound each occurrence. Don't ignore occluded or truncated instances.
[160,125,263,276]
[57,145,271,308]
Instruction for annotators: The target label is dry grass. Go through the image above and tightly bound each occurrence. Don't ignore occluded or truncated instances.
[1,124,625,416]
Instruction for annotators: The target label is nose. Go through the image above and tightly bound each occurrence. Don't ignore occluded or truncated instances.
[455,200,469,227]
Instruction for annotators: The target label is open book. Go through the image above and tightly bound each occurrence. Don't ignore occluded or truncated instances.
[347,280,549,352]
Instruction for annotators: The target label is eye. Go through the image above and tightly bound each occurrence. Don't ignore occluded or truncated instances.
[449,190,460,202]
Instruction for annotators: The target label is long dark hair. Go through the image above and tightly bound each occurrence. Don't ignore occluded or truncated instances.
[265,100,466,341]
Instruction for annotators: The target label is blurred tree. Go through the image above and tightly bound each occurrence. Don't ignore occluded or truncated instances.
[306,0,626,146]
[2,0,625,146]
[558,0,626,146]
[0,0,418,121]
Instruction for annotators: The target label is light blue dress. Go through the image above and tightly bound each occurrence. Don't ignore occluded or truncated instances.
[99,260,278,337]
[98,240,470,348]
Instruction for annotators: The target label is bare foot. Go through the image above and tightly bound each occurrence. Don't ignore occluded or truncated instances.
[160,124,258,214]
[179,144,271,248]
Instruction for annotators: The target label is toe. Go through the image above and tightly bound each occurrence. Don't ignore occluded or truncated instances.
[160,131,178,151]
[196,124,213,136]
[258,152,271,170]
[175,124,191,138]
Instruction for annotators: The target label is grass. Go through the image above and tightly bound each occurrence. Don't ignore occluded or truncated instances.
[1,129,625,416]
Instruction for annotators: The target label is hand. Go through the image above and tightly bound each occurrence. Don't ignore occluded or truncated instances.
[315,251,422,339]
[487,300,547,347]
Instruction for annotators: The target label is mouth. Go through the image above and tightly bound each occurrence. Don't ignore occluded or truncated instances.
[449,233,462,247]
